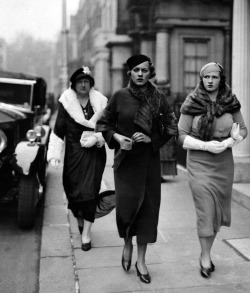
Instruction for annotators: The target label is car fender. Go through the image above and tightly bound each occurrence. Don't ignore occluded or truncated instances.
[13,125,50,175]
[14,142,43,175]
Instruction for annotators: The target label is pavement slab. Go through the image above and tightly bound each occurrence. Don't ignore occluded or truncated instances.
[77,266,142,293]
[225,237,250,260]
[39,256,76,293]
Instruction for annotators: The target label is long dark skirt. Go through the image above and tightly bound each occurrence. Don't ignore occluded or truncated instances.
[68,199,97,223]
[63,145,106,222]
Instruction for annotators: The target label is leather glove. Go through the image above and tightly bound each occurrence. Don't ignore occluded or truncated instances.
[204,141,227,154]
[80,136,98,148]
[49,158,60,168]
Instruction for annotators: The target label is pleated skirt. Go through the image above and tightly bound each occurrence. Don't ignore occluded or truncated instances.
[187,148,234,237]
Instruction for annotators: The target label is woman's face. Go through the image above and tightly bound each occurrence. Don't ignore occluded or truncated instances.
[202,71,221,93]
[130,61,151,87]
[75,78,91,95]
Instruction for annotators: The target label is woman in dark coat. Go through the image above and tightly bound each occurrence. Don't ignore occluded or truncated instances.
[178,62,247,278]
[96,54,177,283]
[47,66,108,251]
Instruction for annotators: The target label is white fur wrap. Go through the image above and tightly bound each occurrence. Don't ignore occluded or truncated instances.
[59,88,107,129]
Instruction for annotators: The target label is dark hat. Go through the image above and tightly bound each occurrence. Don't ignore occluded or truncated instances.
[70,66,95,87]
[126,54,151,70]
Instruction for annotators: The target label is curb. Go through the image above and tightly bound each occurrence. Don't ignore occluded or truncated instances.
[38,166,76,293]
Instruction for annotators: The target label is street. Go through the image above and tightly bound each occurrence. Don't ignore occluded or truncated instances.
[0,200,43,293]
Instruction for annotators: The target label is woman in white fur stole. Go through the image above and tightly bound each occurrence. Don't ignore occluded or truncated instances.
[47,66,108,251]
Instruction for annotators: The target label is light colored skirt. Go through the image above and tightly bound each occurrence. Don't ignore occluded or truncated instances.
[187,148,234,237]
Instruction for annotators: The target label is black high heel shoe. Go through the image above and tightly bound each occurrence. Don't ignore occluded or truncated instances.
[135,262,151,284]
[199,258,211,278]
[81,240,91,251]
[121,244,133,271]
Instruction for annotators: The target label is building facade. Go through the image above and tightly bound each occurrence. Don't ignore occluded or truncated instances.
[68,0,131,96]
[67,0,250,182]
[231,0,250,182]
[0,39,7,71]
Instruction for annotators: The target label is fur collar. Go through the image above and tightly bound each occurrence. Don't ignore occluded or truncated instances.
[59,88,107,129]
[181,82,241,141]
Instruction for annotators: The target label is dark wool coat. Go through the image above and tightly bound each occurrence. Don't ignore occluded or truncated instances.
[47,88,108,219]
[96,87,177,244]
[55,102,106,203]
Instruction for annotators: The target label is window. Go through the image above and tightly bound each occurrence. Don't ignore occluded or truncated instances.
[183,39,209,93]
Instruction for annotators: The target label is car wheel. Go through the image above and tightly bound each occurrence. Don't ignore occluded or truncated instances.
[17,174,39,229]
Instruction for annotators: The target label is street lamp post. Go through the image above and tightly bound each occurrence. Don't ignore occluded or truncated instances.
[61,0,69,92]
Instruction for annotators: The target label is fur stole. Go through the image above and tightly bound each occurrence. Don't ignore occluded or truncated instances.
[180,82,241,141]
[47,88,107,163]
[59,87,108,129]
[128,80,161,135]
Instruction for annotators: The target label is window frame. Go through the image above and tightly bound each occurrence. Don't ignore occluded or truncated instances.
[182,37,210,94]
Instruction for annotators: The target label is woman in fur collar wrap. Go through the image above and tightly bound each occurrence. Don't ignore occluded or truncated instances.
[47,66,109,251]
[178,62,248,278]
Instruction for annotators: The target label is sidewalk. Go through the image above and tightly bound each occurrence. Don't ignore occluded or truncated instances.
[39,147,250,293]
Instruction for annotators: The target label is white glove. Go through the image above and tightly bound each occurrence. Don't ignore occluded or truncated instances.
[94,132,105,148]
[183,135,207,151]
[204,140,227,154]
[49,158,60,168]
[80,136,98,148]
[233,136,243,146]
[222,137,235,148]
[230,122,243,146]
[183,136,226,154]
[231,123,240,139]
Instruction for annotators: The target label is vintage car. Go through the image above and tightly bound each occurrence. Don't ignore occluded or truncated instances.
[0,70,51,229]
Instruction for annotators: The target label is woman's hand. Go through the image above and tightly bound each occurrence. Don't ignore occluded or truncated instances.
[230,122,243,145]
[113,133,133,150]
[132,132,151,144]
[222,137,235,148]
[204,140,227,154]
[230,123,240,139]
[80,136,98,148]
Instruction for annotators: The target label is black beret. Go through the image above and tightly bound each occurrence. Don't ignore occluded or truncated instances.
[126,54,151,70]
